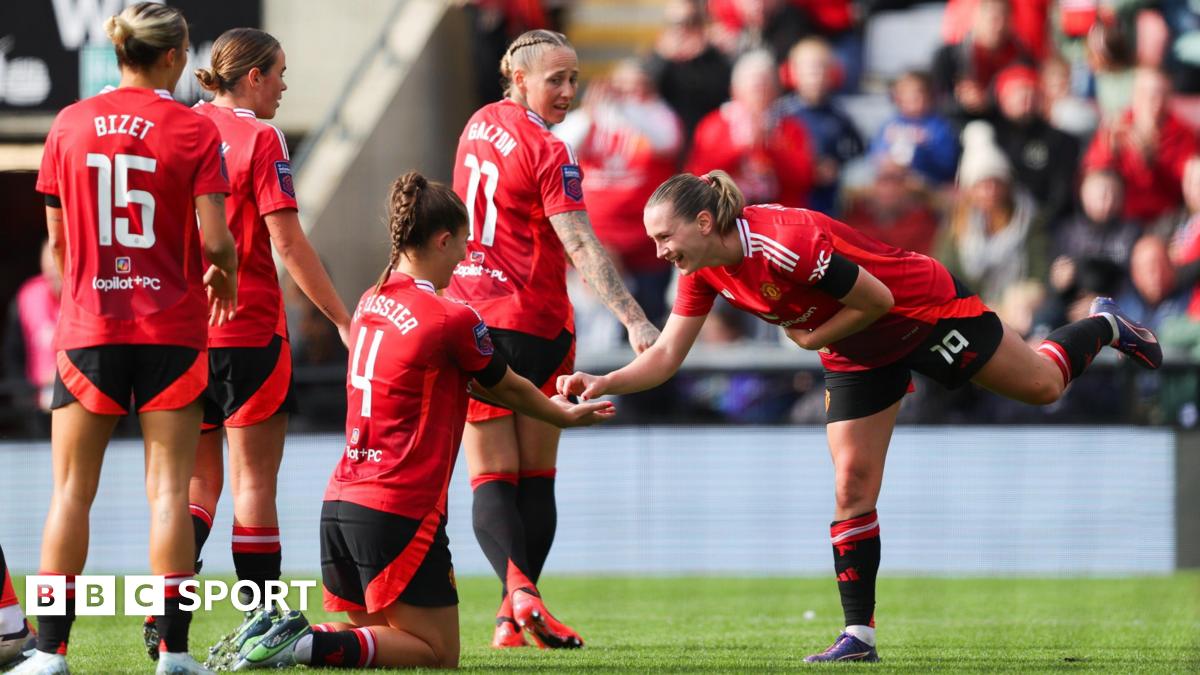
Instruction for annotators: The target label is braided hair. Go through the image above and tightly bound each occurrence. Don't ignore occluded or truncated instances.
[499,29,573,98]
[375,171,468,290]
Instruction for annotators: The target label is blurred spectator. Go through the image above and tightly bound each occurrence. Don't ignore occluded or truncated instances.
[991,64,1080,228]
[647,0,733,151]
[931,0,1036,127]
[459,0,567,106]
[1167,156,1200,317]
[707,0,815,64]
[3,241,61,411]
[283,273,345,367]
[555,59,682,326]
[941,0,1051,62]
[1086,18,1138,119]
[686,50,814,205]
[869,70,960,186]
[774,37,863,215]
[937,121,1045,306]
[1082,67,1198,227]
[1115,234,1190,331]
[793,0,861,92]
[1054,169,1140,270]
[1038,54,1099,140]
[842,158,941,255]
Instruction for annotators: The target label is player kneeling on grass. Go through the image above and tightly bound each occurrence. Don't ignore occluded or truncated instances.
[558,170,1162,663]
[224,172,613,671]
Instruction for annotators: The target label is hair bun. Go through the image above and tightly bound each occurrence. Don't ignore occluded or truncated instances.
[104,15,131,45]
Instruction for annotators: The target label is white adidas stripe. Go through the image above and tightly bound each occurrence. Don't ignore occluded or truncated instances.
[750,244,797,272]
[266,123,289,160]
[749,233,800,263]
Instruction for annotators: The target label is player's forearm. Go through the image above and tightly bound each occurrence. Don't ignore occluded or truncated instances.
[603,345,681,395]
[797,305,888,351]
[483,374,571,427]
[278,236,351,329]
[550,211,650,327]
[45,207,66,277]
[198,194,237,273]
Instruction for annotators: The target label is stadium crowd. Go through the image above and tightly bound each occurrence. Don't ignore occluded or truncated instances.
[548,0,1200,424]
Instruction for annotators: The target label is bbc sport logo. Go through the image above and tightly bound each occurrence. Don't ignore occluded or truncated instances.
[25,575,316,615]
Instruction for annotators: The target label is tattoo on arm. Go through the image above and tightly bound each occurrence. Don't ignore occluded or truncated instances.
[550,210,648,326]
[205,193,225,208]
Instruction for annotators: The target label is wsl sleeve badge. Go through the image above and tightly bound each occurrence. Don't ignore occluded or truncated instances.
[473,321,495,356]
[275,160,295,198]
[561,164,584,202]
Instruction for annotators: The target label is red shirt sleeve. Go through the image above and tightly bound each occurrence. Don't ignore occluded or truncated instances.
[252,124,298,215]
[750,207,836,286]
[445,302,495,373]
[536,136,586,218]
[672,271,718,316]
[193,116,230,197]
[36,116,62,196]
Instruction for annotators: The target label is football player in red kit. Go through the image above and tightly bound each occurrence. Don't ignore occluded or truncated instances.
[447,28,659,650]
[148,28,353,663]
[560,171,1162,663]
[231,172,612,671]
[25,4,238,675]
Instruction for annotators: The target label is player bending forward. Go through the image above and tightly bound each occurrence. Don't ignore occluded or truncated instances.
[228,172,612,671]
[559,171,1162,663]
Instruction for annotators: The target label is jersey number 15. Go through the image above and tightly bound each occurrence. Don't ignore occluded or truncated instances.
[86,152,157,249]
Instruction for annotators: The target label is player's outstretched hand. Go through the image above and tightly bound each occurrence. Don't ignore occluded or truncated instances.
[550,394,615,427]
[204,264,237,326]
[557,371,609,401]
[627,319,660,354]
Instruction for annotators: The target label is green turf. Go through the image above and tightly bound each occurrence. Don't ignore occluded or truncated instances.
[10,574,1199,673]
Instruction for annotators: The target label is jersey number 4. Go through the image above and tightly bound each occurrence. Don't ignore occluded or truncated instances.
[86,152,157,249]
[462,153,498,246]
[350,327,384,417]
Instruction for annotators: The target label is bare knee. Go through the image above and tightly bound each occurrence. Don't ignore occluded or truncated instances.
[1030,379,1065,406]
[834,463,879,513]
[436,649,459,669]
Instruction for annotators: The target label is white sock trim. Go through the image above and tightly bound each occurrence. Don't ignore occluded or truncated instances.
[844,624,876,647]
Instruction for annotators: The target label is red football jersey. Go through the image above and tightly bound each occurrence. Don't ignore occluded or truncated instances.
[325,273,497,520]
[193,103,296,347]
[445,100,584,340]
[673,205,988,371]
[36,87,229,351]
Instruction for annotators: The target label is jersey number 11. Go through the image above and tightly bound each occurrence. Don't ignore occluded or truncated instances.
[462,153,498,247]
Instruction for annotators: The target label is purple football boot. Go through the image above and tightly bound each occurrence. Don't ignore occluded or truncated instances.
[803,632,880,663]
[1089,296,1162,369]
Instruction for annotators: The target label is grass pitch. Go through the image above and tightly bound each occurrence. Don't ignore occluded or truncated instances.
[14,574,1200,673]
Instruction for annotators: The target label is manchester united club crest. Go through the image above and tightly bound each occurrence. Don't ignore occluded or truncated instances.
[760,282,781,300]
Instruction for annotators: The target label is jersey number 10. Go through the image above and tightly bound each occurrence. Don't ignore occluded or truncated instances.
[462,153,498,247]
[350,327,384,417]
[86,152,157,249]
